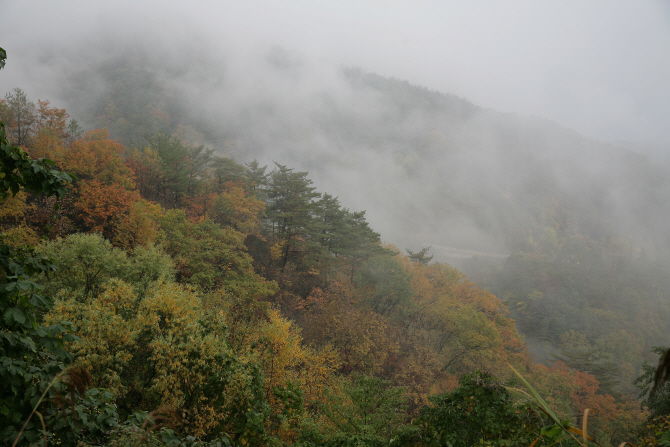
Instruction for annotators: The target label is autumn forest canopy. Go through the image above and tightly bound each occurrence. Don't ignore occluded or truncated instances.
[2,47,670,447]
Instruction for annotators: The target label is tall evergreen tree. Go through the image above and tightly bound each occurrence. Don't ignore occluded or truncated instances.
[313,193,348,258]
[337,211,389,276]
[265,163,321,269]
[244,159,269,197]
[141,134,213,208]
[208,156,246,193]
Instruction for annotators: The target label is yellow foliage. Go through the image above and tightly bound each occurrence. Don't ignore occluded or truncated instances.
[298,252,533,414]
[0,191,39,246]
[46,279,260,437]
[0,190,33,220]
[210,289,339,441]
[258,309,339,401]
[1,225,39,247]
[214,183,265,235]
[47,280,138,395]
[271,240,287,261]
[31,127,65,159]
[113,199,165,249]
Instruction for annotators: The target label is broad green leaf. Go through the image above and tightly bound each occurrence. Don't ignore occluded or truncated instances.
[5,307,26,324]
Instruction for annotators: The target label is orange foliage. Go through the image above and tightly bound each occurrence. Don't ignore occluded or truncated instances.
[185,181,264,234]
[35,99,69,137]
[57,129,135,188]
[301,278,396,376]
[183,192,216,222]
[529,361,648,444]
[23,100,71,159]
[75,180,141,238]
[296,253,536,414]
[30,129,64,160]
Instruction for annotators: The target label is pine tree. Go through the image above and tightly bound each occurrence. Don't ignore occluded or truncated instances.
[141,134,213,208]
[265,163,321,269]
[208,156,246,193]
[244,159,269,197]
[406,246,434,265]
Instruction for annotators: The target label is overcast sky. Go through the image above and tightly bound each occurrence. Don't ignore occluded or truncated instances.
[2,0,670,146]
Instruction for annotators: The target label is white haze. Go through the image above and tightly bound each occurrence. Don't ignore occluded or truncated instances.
[2,1,670,144]
[2,1,670,255]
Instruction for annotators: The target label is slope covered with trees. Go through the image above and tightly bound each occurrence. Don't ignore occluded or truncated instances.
[1,83,659,445]
[30,54,670,401]
[3,37,670,444]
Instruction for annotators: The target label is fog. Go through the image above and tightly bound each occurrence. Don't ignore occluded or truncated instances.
[2,1,670,256]
[3,1,670,143]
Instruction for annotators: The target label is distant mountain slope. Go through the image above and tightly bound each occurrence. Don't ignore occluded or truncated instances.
[35,55,670,261]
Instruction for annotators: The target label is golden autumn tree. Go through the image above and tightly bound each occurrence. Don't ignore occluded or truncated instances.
[40,234,272,443]
[112,198,165,250]
[206,287,339,443]
[75,180,141,238]
[185,181,265,236]
[47,279,272,440]
[29,99,73,158]
[0,191,38,247]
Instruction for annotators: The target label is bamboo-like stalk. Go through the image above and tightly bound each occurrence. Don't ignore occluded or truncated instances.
[582,408,591,446]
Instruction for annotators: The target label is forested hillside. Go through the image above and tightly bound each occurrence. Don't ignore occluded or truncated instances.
[1,52,669,445]
[48,56,670,262]
[23,53,670,397]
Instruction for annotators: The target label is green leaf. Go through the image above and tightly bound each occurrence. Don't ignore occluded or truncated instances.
[5,307,26,324]
[541,424,562,437]
[506,361,562,425]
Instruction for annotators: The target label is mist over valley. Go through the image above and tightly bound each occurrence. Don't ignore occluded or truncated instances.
[2,3,670,445]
